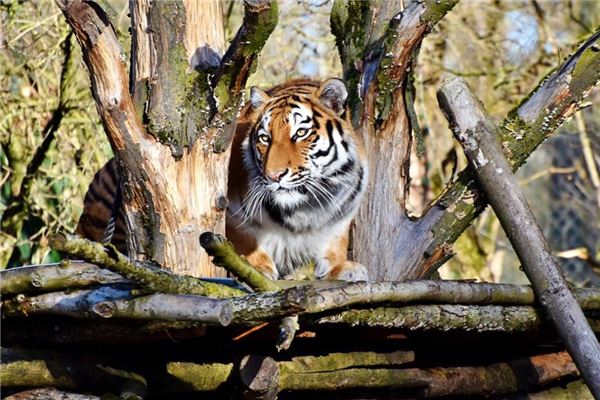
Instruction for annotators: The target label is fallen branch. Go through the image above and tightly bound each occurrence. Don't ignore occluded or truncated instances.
[313,304,600,334]
[49,234,244,298]
[2,287,233,326]
[93,293,233,326]
[437,77,600,397]
[0,261,126,296]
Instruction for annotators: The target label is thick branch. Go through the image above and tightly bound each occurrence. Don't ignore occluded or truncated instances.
[313,304,600,334]
[2,287,232,326]
[55,0,146,155]
[416,27,600,279]
[210,0,278,143]
[0,261,125,296]
[93,293,233,326]
[49,235,244,298]
[437,77,600,398]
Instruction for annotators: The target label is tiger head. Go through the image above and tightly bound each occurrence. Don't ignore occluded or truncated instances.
[241,79,366,231]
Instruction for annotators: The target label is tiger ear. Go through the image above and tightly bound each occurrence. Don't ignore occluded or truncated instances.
[250,87,271,109]
[317,78,348,115]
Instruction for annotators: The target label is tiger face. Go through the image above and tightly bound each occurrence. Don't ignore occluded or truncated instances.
[241,79,366,233]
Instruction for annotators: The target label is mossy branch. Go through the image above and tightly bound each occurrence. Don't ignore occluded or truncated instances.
[210,0,278,122]
[0,261,126,297]
[200,232,280,292]
[49,234,244,298]
[0,348,146,398]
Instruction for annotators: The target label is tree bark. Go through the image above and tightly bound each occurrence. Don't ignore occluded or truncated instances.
[437,77,600,398]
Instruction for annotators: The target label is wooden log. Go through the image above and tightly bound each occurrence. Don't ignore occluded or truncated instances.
[240,355,280,400]
[313,304,600,334]
[2,288,232,326]
[93,293,233,326]
[527,380,593,400]
[279,351,415,373]
[4,388,100,400]
[166,361,233,392]
[438,77,600,398]
[0,261,125,296]
[0,348,146,398]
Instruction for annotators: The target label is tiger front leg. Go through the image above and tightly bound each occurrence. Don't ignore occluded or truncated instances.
[315,232,369,282]
[245,247,279,280]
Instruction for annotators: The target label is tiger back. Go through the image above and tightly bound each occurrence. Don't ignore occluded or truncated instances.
[76,78,368,281]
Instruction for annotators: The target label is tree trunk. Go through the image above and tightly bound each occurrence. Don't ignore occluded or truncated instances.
[125,0,228,277]
[56,0,277,277]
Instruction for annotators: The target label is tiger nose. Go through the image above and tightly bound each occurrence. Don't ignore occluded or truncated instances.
[267,168,288,182]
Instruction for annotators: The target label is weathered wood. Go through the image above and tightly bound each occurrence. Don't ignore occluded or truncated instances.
[0,261,125,296]
[93,293,233,326]
[58,0,277,277]
[166,361,234,392]
[2,289,232,326]
[314,304,600,334]
[437,77,600,398]
[49,234,244,297]
[240,355,280,400]
[527,380,593,400]
[279,350,415,373]
[4,388,100,400]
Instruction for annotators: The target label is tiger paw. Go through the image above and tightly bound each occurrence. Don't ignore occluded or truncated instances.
[326,261,369,282]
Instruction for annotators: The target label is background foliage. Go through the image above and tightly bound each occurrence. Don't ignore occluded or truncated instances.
[1,0,599,286]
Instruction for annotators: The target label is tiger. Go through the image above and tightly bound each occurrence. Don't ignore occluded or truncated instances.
[76,78,369,281]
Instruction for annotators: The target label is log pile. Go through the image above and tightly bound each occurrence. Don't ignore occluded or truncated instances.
[2,235,599,399]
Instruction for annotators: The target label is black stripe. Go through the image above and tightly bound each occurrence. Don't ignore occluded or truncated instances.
[312,122,335,158]
[330,159,355,177]
[322,121,339,169]
[86,184,115,210]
